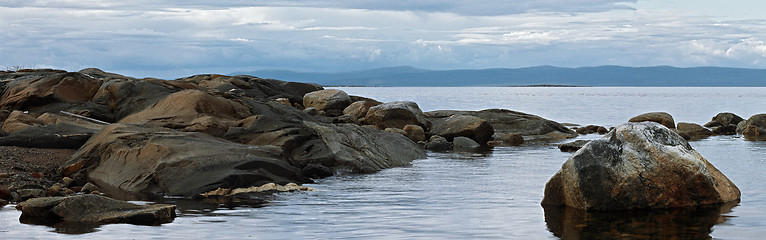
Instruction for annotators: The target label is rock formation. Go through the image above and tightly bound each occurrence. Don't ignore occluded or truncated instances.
[542,122,740,210]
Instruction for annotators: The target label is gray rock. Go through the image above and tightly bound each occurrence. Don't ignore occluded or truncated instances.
[542,122,740,210]
[429,114,494,144]
[453,136,480,151]
[302,121,426,173]
[61,124,309,196]
[425,109,576,141]
[628,112,675,129]
[364,101,431,131]
[16,194,176,225]
[425,135,452,152]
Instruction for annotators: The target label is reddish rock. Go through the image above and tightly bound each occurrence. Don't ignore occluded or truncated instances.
[629,112,675,129]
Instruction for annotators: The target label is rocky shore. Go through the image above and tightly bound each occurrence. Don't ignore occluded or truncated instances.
[0,68,756,227]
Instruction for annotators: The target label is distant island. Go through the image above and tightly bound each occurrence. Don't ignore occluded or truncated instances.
[232,66,766,87]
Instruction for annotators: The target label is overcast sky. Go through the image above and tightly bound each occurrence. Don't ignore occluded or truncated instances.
[2,0,766,78]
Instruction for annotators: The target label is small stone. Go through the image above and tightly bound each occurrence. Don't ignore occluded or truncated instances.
[29,172,43,178]
[16,189,46,201]
[47,184,64,196]
[453,136,480,150]
[62,177,74,187]
[499,133,524,146]
[64,188,75,195]
[90,191,102,195]
[81,183,99,193]
[384,128,407,136]
[0,199,8,207]
[303,107,318,116]
[597,126,609,134]
[0,184,11,200]
[274,98,292,107]
[0,173,10,178]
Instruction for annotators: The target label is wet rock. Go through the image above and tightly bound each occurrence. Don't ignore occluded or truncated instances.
[676,122,713,140]
[736,114,766,140]
[425,135,452,152]
[429,114,494,144]
[498,133,524,146]
[628,112,675,129]
[343,100,381,119]
[575,125,602,135]
[712,125,737,135]
[0,184,10,200]
[596,126,609,134]
[425,109,576,141]
[453,136,480,151]
[16,194,176,225]
[0,199,7,207]
[364,101,431,131]
[119,89,251,137]
[199,182,313,198]
[704,112,744,128]
[542,122,740,210]
[403,124,426,142]
[61,124,309,196]
[558,140,590,152]
[303,89,351,117]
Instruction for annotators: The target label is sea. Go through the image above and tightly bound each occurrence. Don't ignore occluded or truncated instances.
[2,87,765,239]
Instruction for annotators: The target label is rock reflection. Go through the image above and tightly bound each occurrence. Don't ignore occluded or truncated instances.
[544,201,738,239]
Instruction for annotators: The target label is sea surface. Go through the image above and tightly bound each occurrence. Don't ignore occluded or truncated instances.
[2,87,765,239]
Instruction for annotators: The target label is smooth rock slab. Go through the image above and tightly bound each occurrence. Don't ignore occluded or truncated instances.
[542,122,740,210]
[16,194,176,225]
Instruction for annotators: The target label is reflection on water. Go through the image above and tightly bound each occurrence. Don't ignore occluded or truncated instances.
[544,201,739,239]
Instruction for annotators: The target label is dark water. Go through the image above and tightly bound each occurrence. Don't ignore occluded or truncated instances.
[2,87,765,239]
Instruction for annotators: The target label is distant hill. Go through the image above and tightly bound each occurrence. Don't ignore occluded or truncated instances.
[232,66,766,87]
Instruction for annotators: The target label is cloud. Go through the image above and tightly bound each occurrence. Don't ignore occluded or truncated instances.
[1,1,766,78]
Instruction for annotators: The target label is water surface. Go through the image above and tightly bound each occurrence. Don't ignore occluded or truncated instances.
[2,87,765,239]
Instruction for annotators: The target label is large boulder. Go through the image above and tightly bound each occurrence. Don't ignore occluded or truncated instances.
[61,124,309,196]
[0,122,99,149]
[736,114,766,140]
[0,72,103,113]
[17,194,176,225]
[89,78,179,122]
[429,114,494,144]
[542,122,740,210]
[628,112,675,129]
[303,89,352,116]
[364,101,431,131]
[425,109,576,141]
[301,122,426,173]
[119,89,251,137]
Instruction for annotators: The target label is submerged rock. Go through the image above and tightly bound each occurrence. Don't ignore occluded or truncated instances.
[16,194,176,225]
[542,122,740,210]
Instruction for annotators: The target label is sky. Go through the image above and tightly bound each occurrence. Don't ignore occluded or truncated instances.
[2,0,766,79]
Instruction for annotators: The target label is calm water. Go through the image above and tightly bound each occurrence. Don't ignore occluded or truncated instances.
[2,87,765,239]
